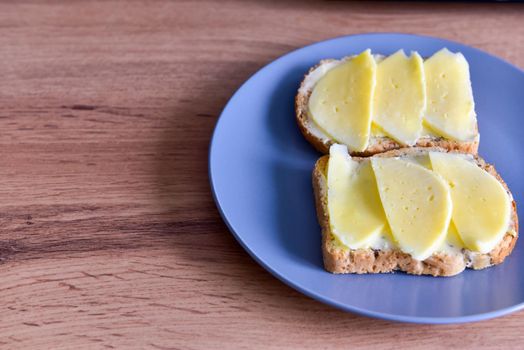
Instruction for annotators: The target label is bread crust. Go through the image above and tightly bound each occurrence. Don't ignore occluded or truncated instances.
[296,59,479,156]
[312,147,518,277]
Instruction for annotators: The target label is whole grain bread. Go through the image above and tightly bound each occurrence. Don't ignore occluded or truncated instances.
[312,147,518,277]
[296,58,479,156]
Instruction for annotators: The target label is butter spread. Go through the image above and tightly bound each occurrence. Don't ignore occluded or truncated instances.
[429,152,511,253]
[308,50,377,152]
[424,48,477,141]
[327,144,386,248]
[372,50,426,145]
[371,157,452,260]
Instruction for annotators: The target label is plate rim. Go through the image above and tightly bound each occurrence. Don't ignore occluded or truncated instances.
[208,32,524,324]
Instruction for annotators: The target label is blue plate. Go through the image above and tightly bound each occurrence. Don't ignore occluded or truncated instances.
[209,33,524,324]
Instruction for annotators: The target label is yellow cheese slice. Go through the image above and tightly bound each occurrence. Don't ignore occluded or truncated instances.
[399,155,466,253]
[424,48,477,141]
[309,50,376,152]
[429,152,511,253]
[327,144,386,249]
[371,157,452,260]
[402,153,432,169]
[446,221,465,250]
[372,50,426,145]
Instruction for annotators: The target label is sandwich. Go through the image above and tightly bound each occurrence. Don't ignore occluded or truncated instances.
[296,49,479,156]
[313,145,517,276]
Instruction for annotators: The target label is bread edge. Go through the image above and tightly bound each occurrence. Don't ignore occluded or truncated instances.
[296,58,480,156]
[312,147,518,277]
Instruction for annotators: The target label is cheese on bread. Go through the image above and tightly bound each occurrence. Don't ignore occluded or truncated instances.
[314,146,517,276]
[296,49,479,155]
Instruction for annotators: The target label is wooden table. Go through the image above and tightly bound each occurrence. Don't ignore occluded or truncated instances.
[1,1,523,348]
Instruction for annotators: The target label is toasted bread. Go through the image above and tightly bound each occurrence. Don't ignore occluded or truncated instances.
[312,147,518,276]
[296,57,479,156]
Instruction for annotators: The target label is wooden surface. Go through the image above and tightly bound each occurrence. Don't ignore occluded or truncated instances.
[0,1,523,348]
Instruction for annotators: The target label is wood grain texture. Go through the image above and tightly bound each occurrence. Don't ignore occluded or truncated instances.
[0,1,523,348]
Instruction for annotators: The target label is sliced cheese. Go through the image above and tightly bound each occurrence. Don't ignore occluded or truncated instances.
[424,48,477,141]
[309,50,376,152]
[402,153,432,169]
[372,50,426,145]
[371,157,452,260]
[446,221,465,250]
[429,152,511,253]
[327,144,386,249]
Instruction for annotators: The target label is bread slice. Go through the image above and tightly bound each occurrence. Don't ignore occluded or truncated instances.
[312,147,518,276]
[296,57,479,156]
